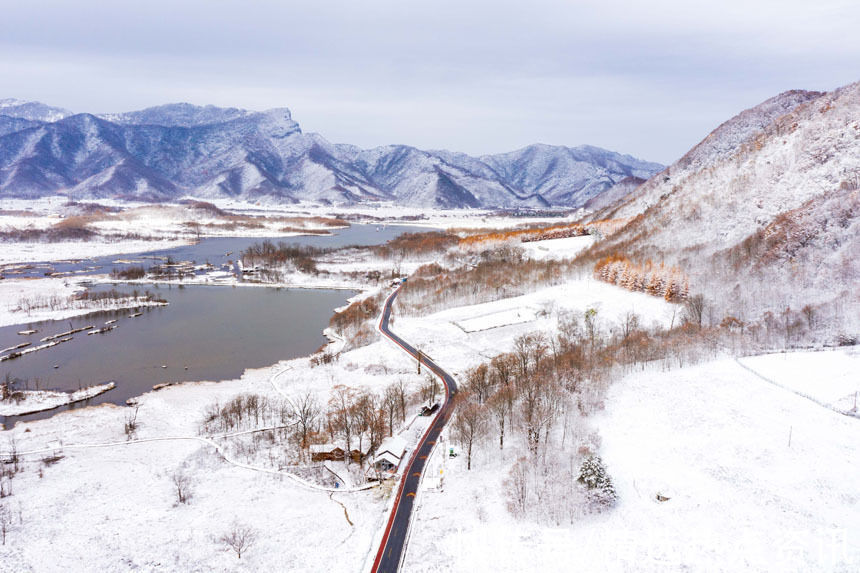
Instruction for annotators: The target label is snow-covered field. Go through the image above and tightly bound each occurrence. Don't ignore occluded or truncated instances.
[521,235,595,260]
[739,348,860,415]
[395,278,679,367]
[402,355,860,572]
[385,285,859,572]
[0,238,193,266]
[206,199,582,232]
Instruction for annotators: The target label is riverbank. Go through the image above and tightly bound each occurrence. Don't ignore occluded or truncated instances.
[0,276,170,328]
[0,382,116,417]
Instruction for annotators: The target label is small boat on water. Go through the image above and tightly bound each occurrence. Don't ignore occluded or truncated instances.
[105,319,117,325]
[17,329,38,335]
[128,312,143,318]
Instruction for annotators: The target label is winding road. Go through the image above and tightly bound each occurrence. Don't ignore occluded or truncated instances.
[371,286,458,573]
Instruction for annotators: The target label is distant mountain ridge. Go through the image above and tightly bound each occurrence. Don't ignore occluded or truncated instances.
[0,100,663,208]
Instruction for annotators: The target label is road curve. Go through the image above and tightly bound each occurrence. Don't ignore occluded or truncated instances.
[371,286,458,573]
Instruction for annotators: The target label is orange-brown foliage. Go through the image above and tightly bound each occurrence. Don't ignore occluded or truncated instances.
[593,254,689,302]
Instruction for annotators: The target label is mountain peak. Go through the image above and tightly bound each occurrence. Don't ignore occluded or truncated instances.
[100,103,256,128]
[0,98,73,122]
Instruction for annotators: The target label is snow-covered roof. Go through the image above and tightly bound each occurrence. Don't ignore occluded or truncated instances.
[375,436,407,461]
[309,443,341,453]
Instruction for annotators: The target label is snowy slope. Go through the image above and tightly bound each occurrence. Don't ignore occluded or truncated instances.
[583,175,645,211]
[585,80,860,326]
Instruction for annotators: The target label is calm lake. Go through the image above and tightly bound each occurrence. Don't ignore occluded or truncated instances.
[0,224,428,427]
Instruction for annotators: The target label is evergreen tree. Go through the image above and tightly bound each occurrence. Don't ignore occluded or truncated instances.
[577,456,617,508]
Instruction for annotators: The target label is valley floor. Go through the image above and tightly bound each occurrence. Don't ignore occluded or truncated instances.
[0,215,857,572]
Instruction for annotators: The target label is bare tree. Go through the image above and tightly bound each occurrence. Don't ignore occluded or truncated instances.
[0,504,9,546]
[505,457,530,518]
[452,396,488,470]
[394,379,409,423]
[220,521,257,559]
[383,384,399,436]
[465,364,491,404]
[420,374,440,407]
[294,391,320,457]
[170,468,193,504]
[487,385,512,450]
[7,437,19,475]
[329,386,355,464]
[621,311,640,360]
[584,307,599,357]
[683,294,706,328]
[124,406,139,440]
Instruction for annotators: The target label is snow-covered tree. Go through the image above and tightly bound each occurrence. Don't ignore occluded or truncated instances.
[577,456,617,509]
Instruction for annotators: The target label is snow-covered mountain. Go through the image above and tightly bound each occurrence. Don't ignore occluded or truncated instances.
[481,144,660,205]
[583,175,646,211]
[587,81,860,328]
[99,103,255,128]
[0,100,662,208]
[0,98,72,123]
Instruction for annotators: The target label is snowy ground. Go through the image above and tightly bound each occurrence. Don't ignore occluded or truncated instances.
[0,198,348,266]
[0,238,193,266]
[0,276,167,328]
[0,382,116,416]
[521,235,595,260]
[2,264,856,571]
[204,198,582,231]
[738,348,860,415]
[3,210,854,572]
[402,355,860,572]
[385,285,859,572]
[394,278,679,368]
[0,311,431,571]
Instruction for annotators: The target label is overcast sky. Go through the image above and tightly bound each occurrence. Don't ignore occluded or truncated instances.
[1,0,858,163]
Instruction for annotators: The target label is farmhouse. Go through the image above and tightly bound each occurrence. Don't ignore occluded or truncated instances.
[373,435,408,473]
[309,444,345,462]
